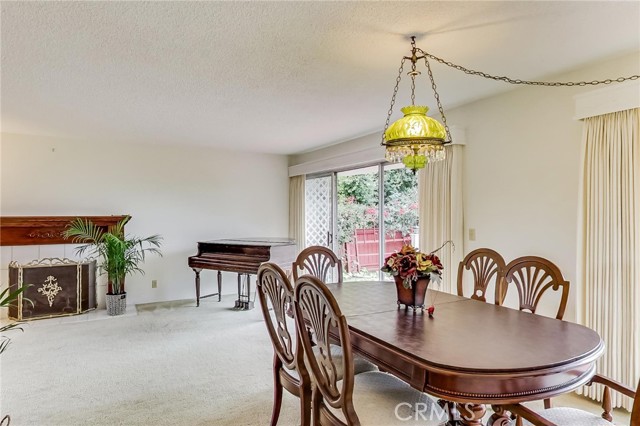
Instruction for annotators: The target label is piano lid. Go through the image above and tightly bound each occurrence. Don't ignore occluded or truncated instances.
[189,237,296,274]
[199,237,295,247]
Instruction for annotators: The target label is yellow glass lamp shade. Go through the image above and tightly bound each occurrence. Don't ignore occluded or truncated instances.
[385,105,446,143]
[383,105,447,171]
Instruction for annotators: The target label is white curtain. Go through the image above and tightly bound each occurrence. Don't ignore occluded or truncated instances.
[288,175,306,254]
[577,108,640,410]
[418,145,464,294]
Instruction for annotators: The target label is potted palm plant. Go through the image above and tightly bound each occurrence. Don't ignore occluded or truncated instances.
[0,285,28,354]
[64,216,162,316]
[0,285,29,426]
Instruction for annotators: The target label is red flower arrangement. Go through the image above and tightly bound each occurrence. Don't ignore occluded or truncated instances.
[381,244,444,289]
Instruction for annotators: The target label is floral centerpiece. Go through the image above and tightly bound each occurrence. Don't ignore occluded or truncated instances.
[381,244,444,289]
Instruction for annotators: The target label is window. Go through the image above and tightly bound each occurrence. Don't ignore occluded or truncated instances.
[305,163,418,281]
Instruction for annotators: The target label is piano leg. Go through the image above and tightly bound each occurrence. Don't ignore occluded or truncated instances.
[235,273,241,309]
[193,268,223,307]
[234,273,255,310]
[193,268,202,307]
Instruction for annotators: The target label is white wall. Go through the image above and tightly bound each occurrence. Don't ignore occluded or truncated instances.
[1,133,290,306]
[447,51,639,321]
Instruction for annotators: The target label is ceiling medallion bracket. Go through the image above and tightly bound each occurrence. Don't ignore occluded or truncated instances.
[381,36,451,173]
[404,36,426,66]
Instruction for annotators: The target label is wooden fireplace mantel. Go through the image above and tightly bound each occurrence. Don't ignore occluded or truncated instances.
[0,215,130,246]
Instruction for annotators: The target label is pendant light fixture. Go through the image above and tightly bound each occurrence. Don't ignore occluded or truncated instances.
[381,37,451,172]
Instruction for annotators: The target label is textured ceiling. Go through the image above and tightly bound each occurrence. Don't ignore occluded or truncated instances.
[1,1,639,154]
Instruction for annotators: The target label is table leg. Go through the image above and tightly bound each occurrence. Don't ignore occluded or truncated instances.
[217,271,222,302]
[456,403,486,426]
[437,399,459,424]
[487,405,512,426]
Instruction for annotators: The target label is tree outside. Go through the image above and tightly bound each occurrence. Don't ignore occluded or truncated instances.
[337,167,418,244]
[337,167,419,278]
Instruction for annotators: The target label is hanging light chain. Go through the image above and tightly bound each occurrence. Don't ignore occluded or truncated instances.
[423,56,452,143]
[416,47,639,87]
[410,70,417,105]
[381,57,406,144]
[410,36,418,106]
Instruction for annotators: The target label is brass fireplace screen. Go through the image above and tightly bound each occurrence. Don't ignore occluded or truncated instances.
[9,258,96,320]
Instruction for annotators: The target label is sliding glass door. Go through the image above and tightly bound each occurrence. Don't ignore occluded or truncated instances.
[337,165,380,280]
[381,163,419,279]
[305,163,419,281]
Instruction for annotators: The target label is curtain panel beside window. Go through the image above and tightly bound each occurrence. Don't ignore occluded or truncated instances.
[418,145,464,294]
[288,175,306,254]
[577,108,640,410]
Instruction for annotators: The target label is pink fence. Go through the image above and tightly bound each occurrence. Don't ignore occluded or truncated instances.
[342,229,410,273]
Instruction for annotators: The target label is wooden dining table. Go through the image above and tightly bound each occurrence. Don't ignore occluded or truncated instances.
[326,280,604,426]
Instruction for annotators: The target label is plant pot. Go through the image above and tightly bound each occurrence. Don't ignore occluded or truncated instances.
[105,292,126,316]
[394,276,430,311]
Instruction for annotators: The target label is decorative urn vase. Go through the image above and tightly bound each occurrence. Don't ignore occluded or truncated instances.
[394,276,430,311]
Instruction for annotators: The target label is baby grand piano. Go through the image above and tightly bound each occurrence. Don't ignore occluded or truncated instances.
[188,238,296,310]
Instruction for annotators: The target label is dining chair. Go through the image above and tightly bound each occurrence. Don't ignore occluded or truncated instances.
[456,248,507,305]
[503,256,570,320]
[503,375,639,426]
[257,263,376,426]
[257,262,312,426]
[293,274,447,426]
[502,255,570,413]
[293,246,344,283]
[444,248,508,423]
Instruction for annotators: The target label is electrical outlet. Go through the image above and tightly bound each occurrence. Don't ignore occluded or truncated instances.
[151,280,157,289]
[469,228,476,241]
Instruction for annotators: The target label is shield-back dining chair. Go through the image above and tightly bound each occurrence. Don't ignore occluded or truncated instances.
[293,274,447,426]
[504,375,639,426]
[502,255,571,413]
[293,246,344,283]
[503,255,570,321]
[257,262,312,426]
[457,248,507,305]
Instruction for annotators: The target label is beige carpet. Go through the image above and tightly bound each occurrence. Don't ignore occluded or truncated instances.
[0,295,299,426]
[0,296,631,425]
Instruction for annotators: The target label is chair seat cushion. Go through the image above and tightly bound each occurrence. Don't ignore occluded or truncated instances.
[287,345,377,381]
[322,344,378,376]
[524,407,614,426]
[328,371,446,425]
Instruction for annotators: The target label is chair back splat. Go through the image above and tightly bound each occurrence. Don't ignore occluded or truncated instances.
[293,246,344,283]
[457,248,507,304]
[504,256,570,320]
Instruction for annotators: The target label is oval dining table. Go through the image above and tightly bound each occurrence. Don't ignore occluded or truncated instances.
[325,280,604,426]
